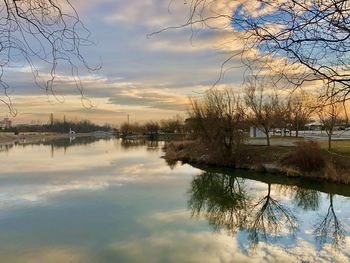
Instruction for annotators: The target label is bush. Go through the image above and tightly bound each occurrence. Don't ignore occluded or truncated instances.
[281,141,326,172]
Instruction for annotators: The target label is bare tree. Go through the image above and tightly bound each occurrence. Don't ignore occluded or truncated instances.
[120,122,142,137]
[232,0,350,100]
[0,0,99,114]
[144,121,160,136]
[274,93,291,137]
[189,88,246,154]
[160,115,184,134]
[288,91,316,137]
[244,80,280,146]
[317,89,344,150]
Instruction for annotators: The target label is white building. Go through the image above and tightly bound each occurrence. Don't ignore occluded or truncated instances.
[0,118,12,129]
[305,121,323,130]
[250,126,266,138]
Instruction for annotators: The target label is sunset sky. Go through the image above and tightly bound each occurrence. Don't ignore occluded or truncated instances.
[3,0,245,126]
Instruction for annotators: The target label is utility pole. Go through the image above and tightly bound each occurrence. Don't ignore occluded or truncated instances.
[50,113,54,126]
[114,111,130,125]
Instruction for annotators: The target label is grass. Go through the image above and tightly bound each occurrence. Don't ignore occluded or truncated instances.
[319,140,350,156]
[249,136,303,141]
[270,136,305,140]
[236,145,292,164]
[249,137,350,156]
[164,140,293,167]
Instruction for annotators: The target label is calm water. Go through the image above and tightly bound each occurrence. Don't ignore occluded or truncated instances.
[0,137,349,262]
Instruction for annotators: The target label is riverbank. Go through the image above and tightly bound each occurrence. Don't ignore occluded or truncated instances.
[164,140,350,185]
[0,132,98,146]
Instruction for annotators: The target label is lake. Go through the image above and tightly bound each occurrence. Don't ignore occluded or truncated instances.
[0,137,349,262]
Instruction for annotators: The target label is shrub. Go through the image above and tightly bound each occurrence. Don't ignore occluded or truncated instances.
[281,141,326,172]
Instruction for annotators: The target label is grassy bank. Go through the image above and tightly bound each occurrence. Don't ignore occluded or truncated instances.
[164,140,350,185]
[320,140,350,156]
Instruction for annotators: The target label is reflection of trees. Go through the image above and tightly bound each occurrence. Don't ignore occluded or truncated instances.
[0,144,14,152]
[188,169,350,250]
[120,139,160,152]
[121,139,146,149]
[278,185,321,211]
[314,194,345,248]
[248,183,298,246]
[47,136,111,156]
[293,188,320,211]
[188,172,298,246]
[0,136,110,156]
[146,140,160,152]
[189,169,350,250]
[47,136,110,149]
[164,157,178,170]
[188,172,249,234]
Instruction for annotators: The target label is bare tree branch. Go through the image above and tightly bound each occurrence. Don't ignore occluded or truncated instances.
[158,0,350,100]
[0,0,100,115]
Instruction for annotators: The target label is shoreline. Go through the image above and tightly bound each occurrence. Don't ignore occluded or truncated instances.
[189,163,350,197]
[164,140,350,185]
[0,132,97,146]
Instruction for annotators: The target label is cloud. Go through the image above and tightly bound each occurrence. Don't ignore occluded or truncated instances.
[0,141,197,208]
[107,230,350,263]
[4,247,92,263]
[150,209,192,223]
[103,0,189,27]
[2,0,321,123]
[108,86,189,111]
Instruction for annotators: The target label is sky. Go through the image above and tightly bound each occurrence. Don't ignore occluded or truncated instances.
[1,0,246,126]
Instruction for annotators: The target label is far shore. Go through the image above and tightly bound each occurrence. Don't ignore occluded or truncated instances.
[0,132,99,146]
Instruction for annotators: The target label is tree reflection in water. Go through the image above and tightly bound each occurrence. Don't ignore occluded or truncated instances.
[188,172,298,247]
[314,194,345,248]
[292,188,320,211]
[121,139,160,152]
[188,172,250,235]
[248,183,298,246]
[188,171,347,249]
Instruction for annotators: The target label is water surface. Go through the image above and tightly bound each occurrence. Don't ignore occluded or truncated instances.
[0,137,349,262]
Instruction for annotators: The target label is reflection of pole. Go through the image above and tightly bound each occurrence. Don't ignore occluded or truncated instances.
[51,144,54,158]
[127,114,130,124]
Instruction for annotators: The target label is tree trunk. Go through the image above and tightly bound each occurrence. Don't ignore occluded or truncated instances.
[266,131,271,146]
[296,121,299,138]
[296,127,299,138]
[328,134,332,150]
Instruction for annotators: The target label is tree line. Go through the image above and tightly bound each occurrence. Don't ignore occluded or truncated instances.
[119,116,186,137]
[188,86,349,151]
[5,120,112,134]
[119,85,349,151]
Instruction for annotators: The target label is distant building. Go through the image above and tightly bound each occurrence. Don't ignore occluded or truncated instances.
[0,118,12,129]
[305,121,323,131]
[250,126,266,138]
